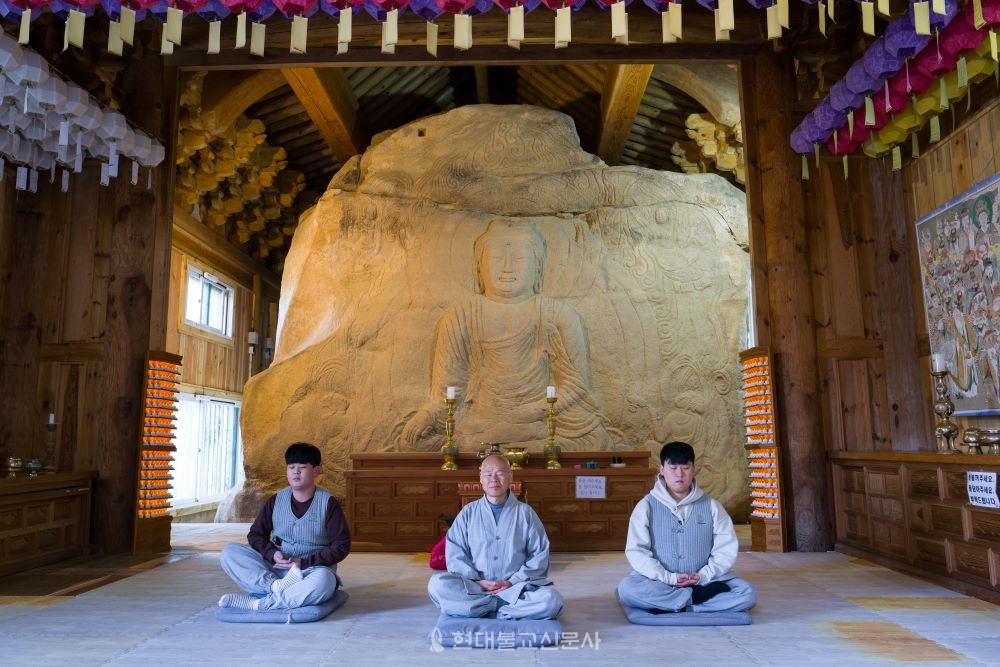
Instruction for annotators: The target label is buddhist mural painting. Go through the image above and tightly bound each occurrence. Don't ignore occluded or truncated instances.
[917,171,1000,415]
[223,105,751,520]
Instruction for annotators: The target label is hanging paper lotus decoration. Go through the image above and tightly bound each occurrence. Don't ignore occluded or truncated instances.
[194,0,231,20]
[538,0,587,11]
[592,0,633,8]
[272,0,319,17]
[364,0,410,22]
[408,0,441,19]
[493,0,541,12]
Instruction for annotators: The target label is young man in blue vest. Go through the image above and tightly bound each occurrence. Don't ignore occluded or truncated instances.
[618,441,756,614]
[218,443,351,611]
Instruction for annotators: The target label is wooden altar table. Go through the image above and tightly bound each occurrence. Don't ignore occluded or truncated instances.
[346,451,655,552]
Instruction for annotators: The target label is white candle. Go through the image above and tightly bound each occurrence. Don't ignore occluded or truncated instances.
[931,353,946,373]
[446,386,456,400]
[547,385,556,399]
[47,412,56,425]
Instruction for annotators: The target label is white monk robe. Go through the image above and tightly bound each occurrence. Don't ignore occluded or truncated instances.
[428,492,564,619]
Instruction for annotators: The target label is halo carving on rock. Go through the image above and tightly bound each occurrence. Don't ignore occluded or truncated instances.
[223,104,751,520]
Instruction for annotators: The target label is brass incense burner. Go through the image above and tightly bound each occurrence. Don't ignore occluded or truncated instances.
[502,446,529,469]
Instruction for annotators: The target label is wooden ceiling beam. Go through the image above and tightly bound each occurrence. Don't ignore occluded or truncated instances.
[281,67,369,162]
[171,43,760,71]
[197,70,287,136]
[597,64,653,165]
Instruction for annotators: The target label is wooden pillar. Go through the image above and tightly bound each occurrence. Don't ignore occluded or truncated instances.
[740,48,830,551]
[869,162,935,450]
[91,43,178,554]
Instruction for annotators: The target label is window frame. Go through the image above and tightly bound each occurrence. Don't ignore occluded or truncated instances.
[183,267,235,339]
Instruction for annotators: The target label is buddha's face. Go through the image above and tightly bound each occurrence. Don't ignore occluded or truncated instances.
[480,234,537,301]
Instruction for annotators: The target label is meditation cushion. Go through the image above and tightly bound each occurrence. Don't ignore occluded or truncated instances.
[216,589,349,624]
[429,613,563,648]
[618,596,752,627]
[428,536,447,570]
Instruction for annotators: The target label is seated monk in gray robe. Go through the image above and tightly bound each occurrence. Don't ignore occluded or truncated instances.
[428,455,564,620]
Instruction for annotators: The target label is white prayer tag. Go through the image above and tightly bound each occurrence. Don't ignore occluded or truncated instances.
[385,9,399,45]
[911,132,919,158]
[662,11,676,43]
[877,0,888,14]
[100,163,110,186]
[575,476,606,499]
[555,6,571,49]
[251,21,266,57]
[913,1,930,35]
[15,166,27,191]
[715,8,730,41]
[291,15,308,54]
[131,160,139,185]
[59,120,69,146]
[891,146,901,171]
[165,6,183,46]
[669,1,682,39]
[427,22,439,57]
[508,5,524,49]
[930,115,941,142]
[931,0,945,15]
[61,169,70,192]
[766,5,780,39]
[957,56,968,88]
[862,1,874,36]
[778,0,789,29]
[380,40,395,55]
[208,20,221,55]
[611,2,627,40]
[63,20,70,52]
[236,12,247,49]
[974,0,986,28]
[719,0,734,31]
[842,155,848,180]
[991,30,998,62]
[18,10,30,45]
[67,10,86,49]
[108,20,124,56]
[827,0,834,21]
[338,9,352,54]
[818,2,827,36]
[28,169,37,193]
[160,25,174,55]
[967,472,1000,508]
[120,6,136,45]
[381,17,397,54]
[454,14,472,51]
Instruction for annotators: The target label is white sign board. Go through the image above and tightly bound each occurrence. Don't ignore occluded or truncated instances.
[575,476,606,499]
[967,471,1000,509]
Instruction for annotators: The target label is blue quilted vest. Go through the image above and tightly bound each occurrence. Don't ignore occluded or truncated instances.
[648,493,713,573]
[271,487,331,559]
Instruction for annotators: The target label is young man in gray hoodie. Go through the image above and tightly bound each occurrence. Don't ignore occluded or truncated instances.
[618,441,756,613]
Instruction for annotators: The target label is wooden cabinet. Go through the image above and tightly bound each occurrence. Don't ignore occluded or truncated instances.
[0,471,95,576]
[831,451,1000,603]
[346,451,655,552]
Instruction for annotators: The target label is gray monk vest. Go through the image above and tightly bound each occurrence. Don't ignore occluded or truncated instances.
[272,487,331,559]
[648,493,713,574]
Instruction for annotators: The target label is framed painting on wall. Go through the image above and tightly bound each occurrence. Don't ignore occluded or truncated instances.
[916,171,1000,416]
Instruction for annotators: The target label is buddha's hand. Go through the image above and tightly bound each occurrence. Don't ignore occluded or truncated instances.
[400,408,437,445]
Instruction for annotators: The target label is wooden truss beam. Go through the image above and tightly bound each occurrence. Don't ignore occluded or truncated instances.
[597,64,653,165]
[281,67,369,162]
[198,70,287,136]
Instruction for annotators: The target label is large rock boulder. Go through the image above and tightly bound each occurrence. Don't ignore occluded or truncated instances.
[221,105,751,520]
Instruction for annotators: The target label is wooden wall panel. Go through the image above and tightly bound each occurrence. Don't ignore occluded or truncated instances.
[832,451,1000,603]
[171,253,253,394]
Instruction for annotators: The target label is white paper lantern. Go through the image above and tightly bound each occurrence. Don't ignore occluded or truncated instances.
[0,33,24,74]
[7,51,48,89]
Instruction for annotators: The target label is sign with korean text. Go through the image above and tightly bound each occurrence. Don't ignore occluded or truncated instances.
[575,476,606,499]
[967,471,999,508]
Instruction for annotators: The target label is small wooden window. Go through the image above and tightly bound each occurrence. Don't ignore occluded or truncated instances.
[184,268,234,338]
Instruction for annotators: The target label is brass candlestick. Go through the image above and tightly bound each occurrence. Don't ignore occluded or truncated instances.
[440,397,459,471]
[931,370,959,455]
[544,396,561,469]
[963,428,981,455]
